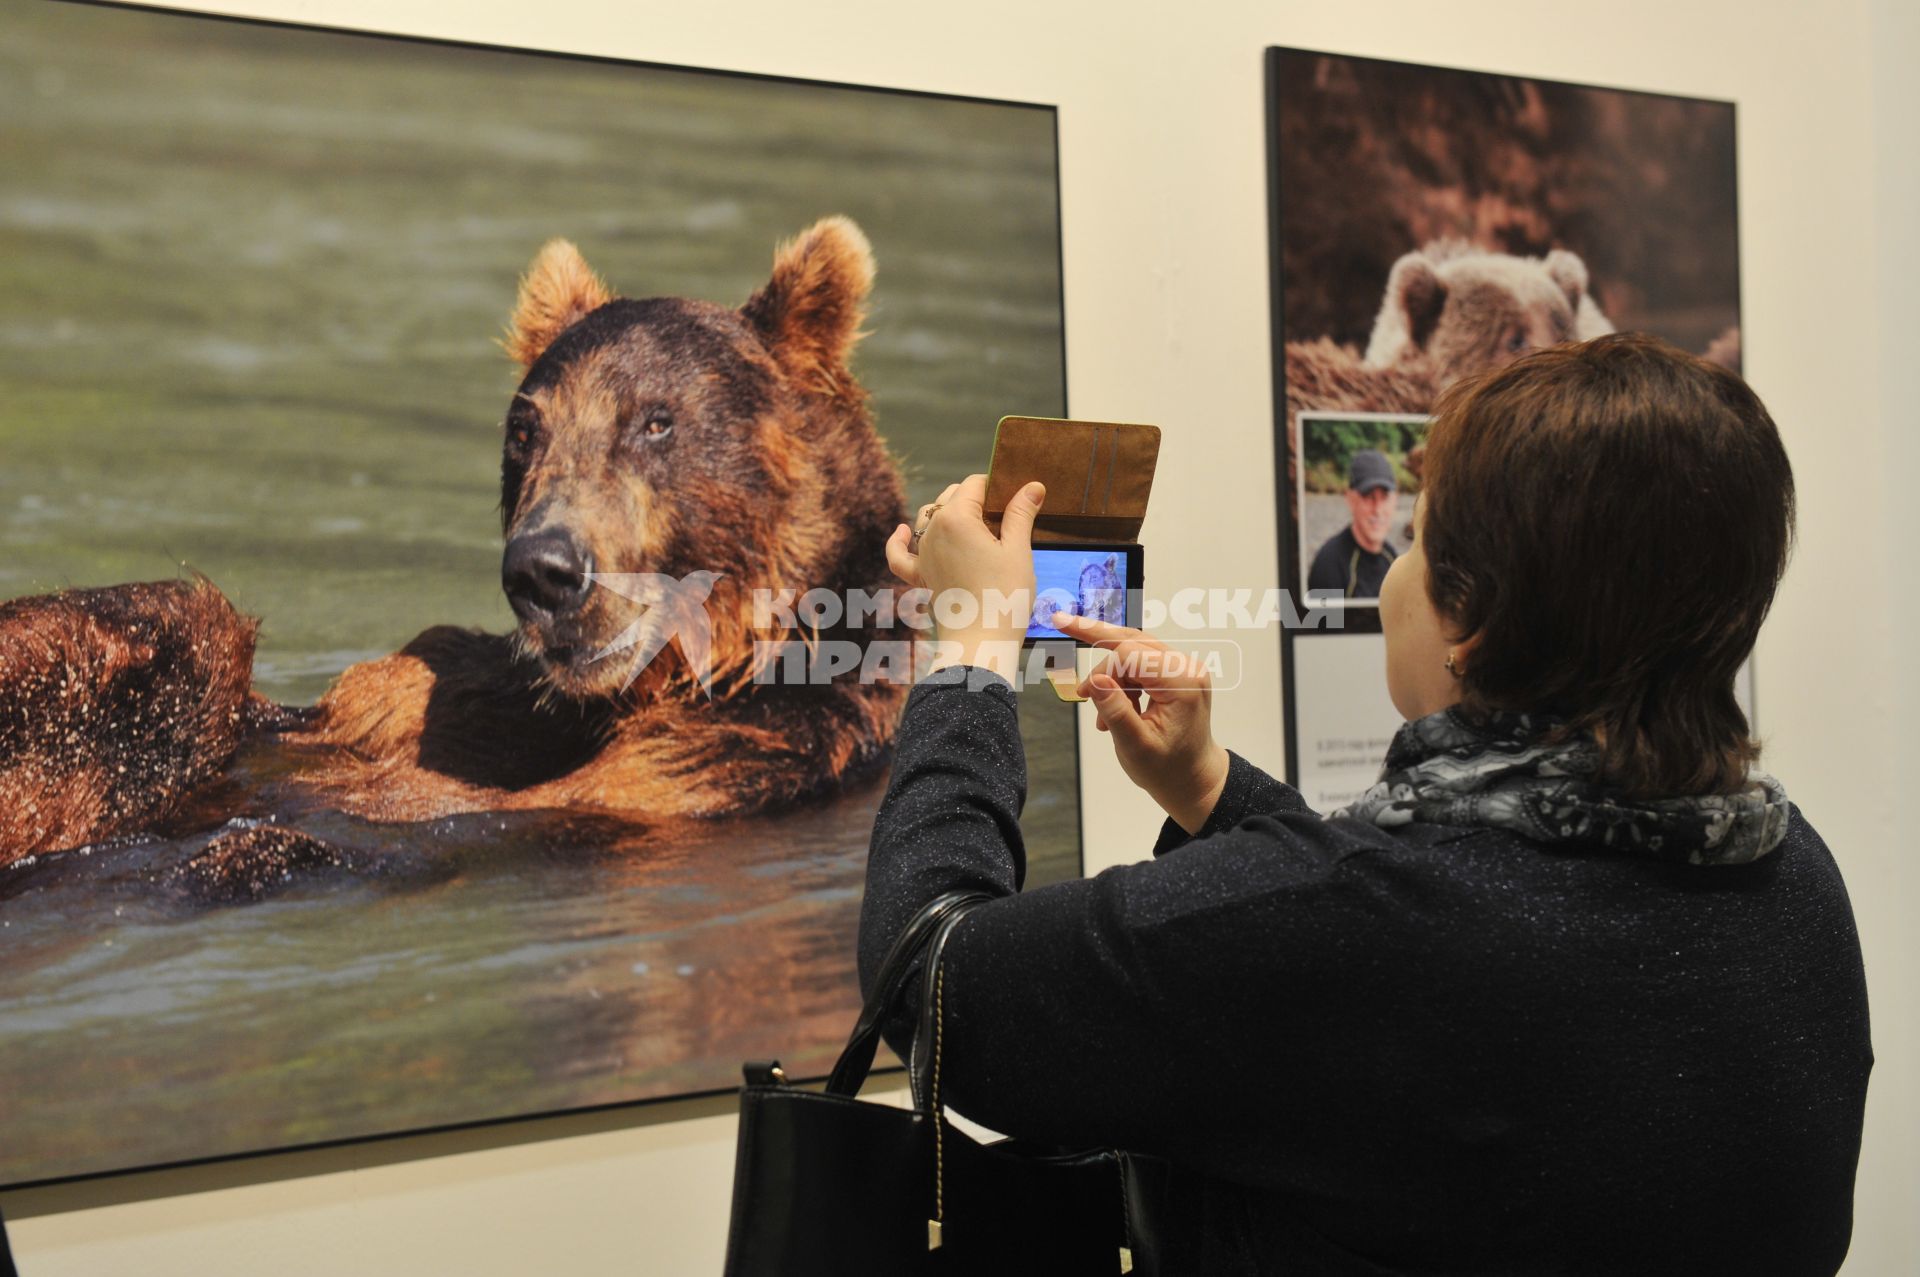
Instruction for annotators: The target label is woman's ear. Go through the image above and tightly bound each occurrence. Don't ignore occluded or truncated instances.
[1448,628,1485,675]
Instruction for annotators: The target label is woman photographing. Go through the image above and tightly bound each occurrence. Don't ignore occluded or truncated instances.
[862,332,1870,1276]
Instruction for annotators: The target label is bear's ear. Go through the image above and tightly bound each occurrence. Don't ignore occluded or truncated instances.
[504,239,615,368]
[741,216,874,394]
[1544,250,1590,314]
[1374,249,1443,359]
[1386,252,1447,351]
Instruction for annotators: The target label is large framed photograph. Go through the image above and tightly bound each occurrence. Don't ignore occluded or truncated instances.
[0,0,1073,1187]
[1266,47,1744,808]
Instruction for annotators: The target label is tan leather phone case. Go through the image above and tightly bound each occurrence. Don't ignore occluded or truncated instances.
[984,416,1162,544]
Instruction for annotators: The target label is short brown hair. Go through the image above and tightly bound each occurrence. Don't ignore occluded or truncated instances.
[1421,332,1794,797]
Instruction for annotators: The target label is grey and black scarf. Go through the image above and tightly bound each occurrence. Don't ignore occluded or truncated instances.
[1332,708,1790,866]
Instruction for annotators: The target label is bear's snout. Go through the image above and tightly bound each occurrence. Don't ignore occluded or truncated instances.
[503,528,593,624]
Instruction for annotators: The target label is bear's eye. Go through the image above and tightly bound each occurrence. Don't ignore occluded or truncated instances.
[506,418,538,453]
[640,411,674,440]
[1506,330,1529,353]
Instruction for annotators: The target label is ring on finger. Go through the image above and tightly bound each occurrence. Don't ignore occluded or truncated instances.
[909,502,942,552]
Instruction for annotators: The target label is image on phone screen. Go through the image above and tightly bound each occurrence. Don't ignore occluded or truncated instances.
[1029,547,1134,640]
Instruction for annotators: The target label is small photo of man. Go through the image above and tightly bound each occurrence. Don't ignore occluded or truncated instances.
[1296,412,1429,607]
[1309,448,1397,599]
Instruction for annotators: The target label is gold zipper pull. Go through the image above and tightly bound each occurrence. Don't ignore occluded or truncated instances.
[1119,1244,1134,1272]
[927,1219,944,1251]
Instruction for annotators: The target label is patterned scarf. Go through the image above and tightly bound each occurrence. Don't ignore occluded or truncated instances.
[1331,708,1790,866]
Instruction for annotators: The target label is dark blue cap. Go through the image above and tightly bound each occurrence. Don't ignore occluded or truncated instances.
[1348,449,1395,495]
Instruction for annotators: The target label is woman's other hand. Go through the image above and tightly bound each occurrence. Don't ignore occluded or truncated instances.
[1053,614,1230,835]
[885,474,1044,681]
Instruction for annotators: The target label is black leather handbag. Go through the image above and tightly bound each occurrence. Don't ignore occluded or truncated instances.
[722,889,1158,1276]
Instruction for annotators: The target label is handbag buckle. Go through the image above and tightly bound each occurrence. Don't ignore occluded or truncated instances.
[741,1059,788,1088]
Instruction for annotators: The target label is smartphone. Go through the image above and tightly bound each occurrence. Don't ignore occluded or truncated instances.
[1026,541,1144,643]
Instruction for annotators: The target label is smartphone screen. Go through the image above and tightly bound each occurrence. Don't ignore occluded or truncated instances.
[1028,546,1138,640]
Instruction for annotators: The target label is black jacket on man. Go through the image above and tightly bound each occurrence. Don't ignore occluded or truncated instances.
[1307,525,1397,599]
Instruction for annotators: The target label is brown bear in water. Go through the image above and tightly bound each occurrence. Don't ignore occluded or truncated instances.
[0,217,912,868]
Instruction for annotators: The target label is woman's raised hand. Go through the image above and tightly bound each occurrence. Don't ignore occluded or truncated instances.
[884,473,1043,681]
[1052,613,1230,835]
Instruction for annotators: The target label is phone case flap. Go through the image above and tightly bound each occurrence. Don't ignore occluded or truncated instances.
[984,416,1161,544]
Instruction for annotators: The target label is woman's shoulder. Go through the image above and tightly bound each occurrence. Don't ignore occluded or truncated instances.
[1085,803,1862,1044]
[1108,799,1846,942]
[1763,803,1857,909]
[1105,806,1503,931]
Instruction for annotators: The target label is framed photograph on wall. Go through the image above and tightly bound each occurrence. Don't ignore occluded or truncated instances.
[1265,46,1747,810]
[0,0,1072,1188]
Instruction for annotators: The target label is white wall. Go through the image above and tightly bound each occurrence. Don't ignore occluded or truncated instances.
[5,0,1915,1272]
[1866,0,1920,1266]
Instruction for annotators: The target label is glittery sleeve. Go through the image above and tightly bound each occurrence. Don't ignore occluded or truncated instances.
[1149,749,1311,857]
[857,663,1029,1003]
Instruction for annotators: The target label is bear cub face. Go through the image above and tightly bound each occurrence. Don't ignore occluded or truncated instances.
[1364,241,1615,388]
[496,218,883,701]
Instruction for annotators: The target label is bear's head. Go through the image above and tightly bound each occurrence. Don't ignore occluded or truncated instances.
[496,217,906,702]
[1363,243,1613,387]
[1076,555,1124,624]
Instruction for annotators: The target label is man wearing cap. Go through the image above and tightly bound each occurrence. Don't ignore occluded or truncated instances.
[1307,448,1400,600]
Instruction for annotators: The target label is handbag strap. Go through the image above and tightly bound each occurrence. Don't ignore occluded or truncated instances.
[820,895,1139,1268]
[824,888,993,1097]
[907,904,978,1113]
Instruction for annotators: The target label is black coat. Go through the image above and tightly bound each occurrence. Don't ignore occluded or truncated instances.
[858,669,1872,1276]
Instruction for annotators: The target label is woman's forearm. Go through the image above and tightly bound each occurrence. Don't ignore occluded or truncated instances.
[856,665,1029,1001]
[1157,740,1234,835]
[1150,749,1312,856]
